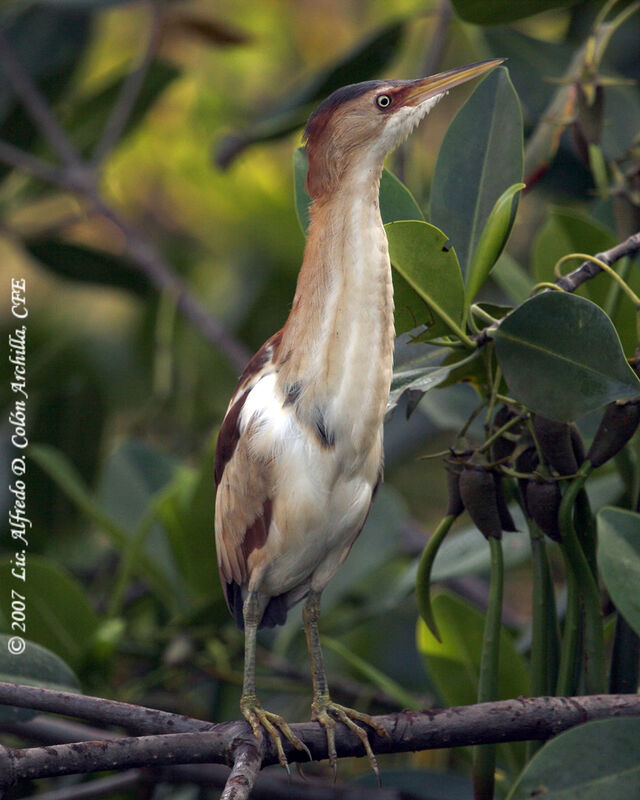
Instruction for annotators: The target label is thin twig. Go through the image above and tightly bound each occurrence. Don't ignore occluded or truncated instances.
[92,0,162,165]
[0,30,85,171]
[0,26,251,371]
[475,231,640,346]
[555,231,640,293]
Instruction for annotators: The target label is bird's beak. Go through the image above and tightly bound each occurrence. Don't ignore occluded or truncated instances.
[400,59,505,107]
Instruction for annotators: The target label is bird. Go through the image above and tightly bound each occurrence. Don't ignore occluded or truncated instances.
[214,58,503,777]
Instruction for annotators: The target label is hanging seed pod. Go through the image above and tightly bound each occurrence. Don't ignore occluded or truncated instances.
[459,466,502,540]
[516,446,539,517]
[494,474,518,532]
[587,399,640,468]
[532,414,578,475]
[569,422,586,466]
[445,468,465,518]
[526,479,562,541]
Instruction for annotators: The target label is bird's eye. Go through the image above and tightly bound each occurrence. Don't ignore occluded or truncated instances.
[376,94,392,109]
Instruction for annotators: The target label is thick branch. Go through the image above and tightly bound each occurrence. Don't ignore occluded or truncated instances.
[3,690,640,787]
[0,681,213,735]
[555,231,640,293]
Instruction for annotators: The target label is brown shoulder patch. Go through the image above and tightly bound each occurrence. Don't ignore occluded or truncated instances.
[214,390,249,486]
[237,329,283,390]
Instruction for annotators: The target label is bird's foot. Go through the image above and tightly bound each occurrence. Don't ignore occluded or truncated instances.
[240,694,311,772]
[311,695,388,784]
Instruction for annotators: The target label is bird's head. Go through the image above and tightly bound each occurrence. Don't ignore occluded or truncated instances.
[304,59,503,200]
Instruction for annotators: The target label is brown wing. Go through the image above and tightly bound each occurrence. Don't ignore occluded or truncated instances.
[214,332,282,625]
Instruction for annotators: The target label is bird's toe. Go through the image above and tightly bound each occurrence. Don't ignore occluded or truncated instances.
[241,696,310,771]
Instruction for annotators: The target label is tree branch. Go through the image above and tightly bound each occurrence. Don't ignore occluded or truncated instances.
[3,685,640,790]
[474,230,640,347]
[6,717,406,800]
[555,231,640,293]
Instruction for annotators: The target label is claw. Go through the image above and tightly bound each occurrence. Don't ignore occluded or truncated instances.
[312,697,384,783]
[241,695,311,771]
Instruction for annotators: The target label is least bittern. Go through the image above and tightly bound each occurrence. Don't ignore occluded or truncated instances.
[214,59,503,777]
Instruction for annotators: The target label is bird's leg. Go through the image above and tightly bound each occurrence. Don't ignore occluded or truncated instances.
[240,592,311,771]
[302,590,387,781]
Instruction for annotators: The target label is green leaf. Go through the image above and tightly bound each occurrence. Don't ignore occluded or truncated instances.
[29,444,172,598]
[387,348,469,416]
[451,0,575,24]
[417,590,529,769]
[598,507,640,638]
[156,439,220,600]
[507,717,640,799]
[385,221,465,339]
[430,67,523,278]
[465,183,525,305]
[25,239,152,296]
[293,147,424,235]
[494,292,640,422]
[417,590,530,706]
[0,557,99,670]
[0,637,80,722]
[216,19,405,167]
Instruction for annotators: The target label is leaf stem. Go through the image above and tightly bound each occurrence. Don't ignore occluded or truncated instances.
[416,515,456,641]
[473,536,503,800]
[557,465,605,695]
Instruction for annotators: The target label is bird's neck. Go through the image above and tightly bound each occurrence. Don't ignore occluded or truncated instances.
[277,162,394,455]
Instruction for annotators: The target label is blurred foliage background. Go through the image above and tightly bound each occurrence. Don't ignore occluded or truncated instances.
[0,0,639,797]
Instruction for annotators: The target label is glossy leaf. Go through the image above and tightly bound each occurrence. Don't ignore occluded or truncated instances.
[385,221,465,338]
[598,507,640,638]
[417,590,529,769]
[0,637,80,722]
[387,348,467,415]
[465,183,525,305]
[293,147,423,235]
[26,240,152,296]
[216,19,405,167]
[430,67,523,277]
[417,591,530,706]
[494,292,640,422]
[0,557,99,670]
[451,0,575,24]
[507,717,640,799]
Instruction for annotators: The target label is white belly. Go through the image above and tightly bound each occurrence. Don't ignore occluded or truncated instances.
[241,373,381,598]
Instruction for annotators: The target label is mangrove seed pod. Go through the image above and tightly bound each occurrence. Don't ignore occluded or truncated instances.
[526,479,562,542]
[587,399,640,468]
[494,474,518,532]
[569,422,586,466]
[459,466,502,540]
[515,446,539,517]
[446,468,465,518]
[532,414,578,475]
